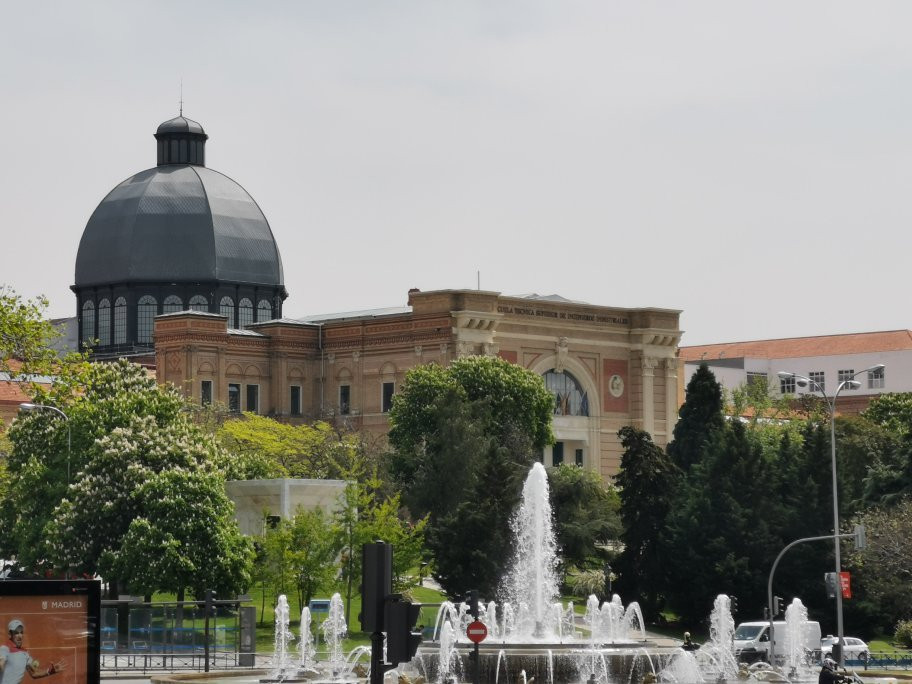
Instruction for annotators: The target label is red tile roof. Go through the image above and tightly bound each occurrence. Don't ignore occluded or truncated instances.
[681,330,912,362]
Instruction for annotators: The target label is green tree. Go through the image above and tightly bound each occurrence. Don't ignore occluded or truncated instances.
[862,392,912,438]
[104,468,254,601]
[217,414,359,479]
[547,464,621,571]
[844,497,912,633]
[614,426,678,621]
[667,363,725,471]
[0,286,84,376]
[388,356,553,596]
[5,359,251,598]
[289,507,340,609]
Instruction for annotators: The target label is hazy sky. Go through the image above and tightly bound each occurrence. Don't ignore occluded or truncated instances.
[3,2,911,346]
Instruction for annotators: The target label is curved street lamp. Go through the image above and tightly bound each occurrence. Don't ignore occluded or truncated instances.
[18,403,71,484]
[776,364,884,667]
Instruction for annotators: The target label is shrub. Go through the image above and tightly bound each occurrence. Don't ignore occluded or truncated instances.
[895,620,912,648]
[566,568,606,599]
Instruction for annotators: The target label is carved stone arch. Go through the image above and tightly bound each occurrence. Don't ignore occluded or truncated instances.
[380,361,397,377]
[336,366,353,382]
[226,363,243,376]
[288,365,305,380]
[198,361,215,374]
[245,364,263,377]
[528,353,601,417]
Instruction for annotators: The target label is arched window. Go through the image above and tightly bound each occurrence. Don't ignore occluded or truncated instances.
[163,295,182,314]
[137,296,157,343]
[97,298,111,346]
[220,296,235,327]
[257,299,272,322]
[113,297,127,344]
[81,300,95,344]
[543,370,589,417]
[238,298,253,328]
[189,295,208,312]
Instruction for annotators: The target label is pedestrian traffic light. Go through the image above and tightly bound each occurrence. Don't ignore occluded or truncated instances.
[824,572,838,599]
[466,590,479,619]
[361,543,392,632]
[385,596,422,666]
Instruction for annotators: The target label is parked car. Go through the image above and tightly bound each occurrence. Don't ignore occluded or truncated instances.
[821,636,869,661]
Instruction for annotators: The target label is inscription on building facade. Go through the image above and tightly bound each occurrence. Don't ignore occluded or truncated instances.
[497,305,629,325]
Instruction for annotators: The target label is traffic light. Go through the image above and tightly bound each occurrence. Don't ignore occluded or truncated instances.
[824,572,838,599]
[206,589,216,616]
[466,590,479,619]
[773,596,783,616]
[730,595,738,614]
[854,524,866,550]
[385,596,422,666]
[361,543,392,632]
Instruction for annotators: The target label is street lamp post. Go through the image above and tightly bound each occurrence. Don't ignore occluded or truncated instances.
[18,403,71,484]
[777,364,884,668]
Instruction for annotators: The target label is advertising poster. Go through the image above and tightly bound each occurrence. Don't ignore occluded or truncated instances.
[0,581,99,684]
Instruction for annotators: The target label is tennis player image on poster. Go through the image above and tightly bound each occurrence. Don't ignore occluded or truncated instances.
[0,581,100,684]
[0,618,67,684]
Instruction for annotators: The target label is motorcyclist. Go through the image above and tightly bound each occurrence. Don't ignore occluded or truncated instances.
[819,657,846,684]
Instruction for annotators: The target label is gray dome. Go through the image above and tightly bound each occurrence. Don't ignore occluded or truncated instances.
[156,115,206,135]
[75,165,284,287]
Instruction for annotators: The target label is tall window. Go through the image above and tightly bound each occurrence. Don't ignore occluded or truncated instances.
[868,366,885,389]
[238,298,254,328]
[575,448,584,466]
[163,295,182,314]
[220,296,235,327]
[543,370,589,416]
[97,298,111,346]
[201,380,213,405]
[779,375,796,394]
[81,300,95,344]
[228,383,241,413]
[382,382,395,413]
[189,295,208,312]
[838,370,856,388]
[257,299,272,322]
[246,384,260,414]
[137,296,157,343]
[340,385,351,415]
[290,386,302,416]
[552,441,564,466]
[113,297,127,344]
[809,371,825,392]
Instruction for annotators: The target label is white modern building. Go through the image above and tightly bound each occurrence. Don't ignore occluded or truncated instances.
[680,330,912,413]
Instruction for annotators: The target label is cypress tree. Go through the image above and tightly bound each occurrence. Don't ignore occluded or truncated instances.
[667,362,725,472]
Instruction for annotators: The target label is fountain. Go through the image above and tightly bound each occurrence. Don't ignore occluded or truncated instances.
[264,595,298,682]
[412,463,659,684]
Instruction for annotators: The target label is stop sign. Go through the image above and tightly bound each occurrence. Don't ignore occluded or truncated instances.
[466,620,487,644]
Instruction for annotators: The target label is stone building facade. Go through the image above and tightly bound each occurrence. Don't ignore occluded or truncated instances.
[156,288,682,480]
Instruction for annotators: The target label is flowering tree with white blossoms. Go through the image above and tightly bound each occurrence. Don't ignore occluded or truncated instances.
[5,359,252,598]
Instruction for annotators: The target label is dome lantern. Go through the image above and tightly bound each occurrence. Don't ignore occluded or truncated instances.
[154,115,208,166]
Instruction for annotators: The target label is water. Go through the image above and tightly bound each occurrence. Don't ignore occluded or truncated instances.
[297,606,316,673]
[268,595,296,680]
[322,593,348,676]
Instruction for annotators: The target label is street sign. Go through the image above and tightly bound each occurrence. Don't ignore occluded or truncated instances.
[466,620,488,644]
[839,571,852,599]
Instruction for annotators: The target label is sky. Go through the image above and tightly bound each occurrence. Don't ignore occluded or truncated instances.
[3,1,912,346]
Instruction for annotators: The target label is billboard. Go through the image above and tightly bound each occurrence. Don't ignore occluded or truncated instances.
[0,581,100,684]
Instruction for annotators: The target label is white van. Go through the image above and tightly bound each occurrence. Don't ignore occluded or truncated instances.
[733,620,822,664]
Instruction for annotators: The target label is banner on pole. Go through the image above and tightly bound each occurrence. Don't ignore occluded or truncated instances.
[839,571,852,599]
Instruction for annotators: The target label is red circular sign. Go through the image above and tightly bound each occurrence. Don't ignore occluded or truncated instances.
[466,620,488,644]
